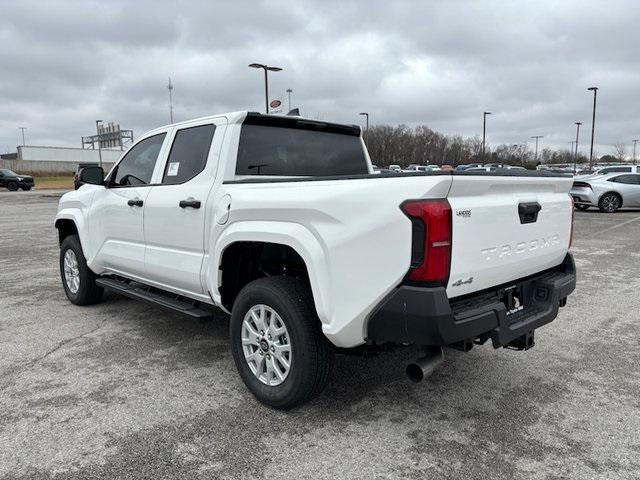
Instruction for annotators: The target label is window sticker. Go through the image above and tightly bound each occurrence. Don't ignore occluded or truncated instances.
[167,162,180,176]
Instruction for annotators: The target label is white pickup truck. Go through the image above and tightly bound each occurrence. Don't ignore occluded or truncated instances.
[55,111,576,409]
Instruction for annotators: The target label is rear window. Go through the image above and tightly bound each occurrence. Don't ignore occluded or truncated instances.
[162,124,216,184]
[236,119,368,176]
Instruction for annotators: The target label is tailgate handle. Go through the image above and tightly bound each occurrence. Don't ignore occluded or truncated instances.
[518,202,541,224]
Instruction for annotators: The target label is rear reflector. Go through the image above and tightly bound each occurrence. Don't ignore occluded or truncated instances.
[569,194,575,248]
[401,199,452,285]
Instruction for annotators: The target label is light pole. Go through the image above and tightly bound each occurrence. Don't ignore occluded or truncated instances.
[249,63,283,114]
[633,139,638,165]
[359,112,369,142]
[167,77,174,123]
[531,135,543,163]
[574,122,582,173]
[286,88,293,111]
[18,127,26,146]
[587,87,598,171]
[96,120,103,168]
[482,112,491,162]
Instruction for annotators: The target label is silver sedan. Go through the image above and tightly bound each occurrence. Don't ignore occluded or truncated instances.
[571,172,640,212]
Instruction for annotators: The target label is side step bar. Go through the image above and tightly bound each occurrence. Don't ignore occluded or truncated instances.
[96,277,214,320]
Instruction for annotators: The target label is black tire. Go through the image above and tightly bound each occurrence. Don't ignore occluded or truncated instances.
[598,192,621,213]
[575,204,590,211]
[21,186,32,191]
[230,276,333,410]
[59,234,103,305]
[7,181,18,191]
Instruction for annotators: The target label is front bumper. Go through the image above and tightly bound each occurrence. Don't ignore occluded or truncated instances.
[17,179,35,188]
[366,253,576,348]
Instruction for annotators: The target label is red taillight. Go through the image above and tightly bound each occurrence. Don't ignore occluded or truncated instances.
[401,199,452,285]
[569,194,575,248]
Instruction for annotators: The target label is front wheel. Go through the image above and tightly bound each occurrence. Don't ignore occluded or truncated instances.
[60,235,103,305]
[230,277,333,409]
[598,193,621,213]
[7,181,18,191]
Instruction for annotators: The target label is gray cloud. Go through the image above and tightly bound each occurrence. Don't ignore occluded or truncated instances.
[1,0,639,157]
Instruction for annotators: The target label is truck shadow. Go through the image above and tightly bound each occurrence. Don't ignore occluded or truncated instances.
[100,293,506,415]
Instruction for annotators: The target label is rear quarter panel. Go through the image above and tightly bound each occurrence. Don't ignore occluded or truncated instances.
[214,175,452,347]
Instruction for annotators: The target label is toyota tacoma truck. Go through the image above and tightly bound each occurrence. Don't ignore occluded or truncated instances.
[55,111,576,409]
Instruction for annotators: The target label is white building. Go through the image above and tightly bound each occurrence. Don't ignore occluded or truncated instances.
[0,146,124,175]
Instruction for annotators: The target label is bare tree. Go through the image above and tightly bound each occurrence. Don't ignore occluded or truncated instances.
[613,143,627,161]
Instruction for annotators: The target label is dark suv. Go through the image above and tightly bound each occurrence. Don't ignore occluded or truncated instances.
[0,169,35,191]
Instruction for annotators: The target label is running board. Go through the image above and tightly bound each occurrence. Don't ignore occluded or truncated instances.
[96,277,214,320]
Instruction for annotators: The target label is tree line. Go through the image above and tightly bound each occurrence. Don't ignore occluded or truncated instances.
[363,124,614,169]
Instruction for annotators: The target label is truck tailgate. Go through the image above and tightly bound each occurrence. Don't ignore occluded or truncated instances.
[446,174,573,298]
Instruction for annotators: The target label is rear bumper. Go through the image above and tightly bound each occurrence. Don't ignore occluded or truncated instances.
[366,253,576,348]
[570,188,596,205]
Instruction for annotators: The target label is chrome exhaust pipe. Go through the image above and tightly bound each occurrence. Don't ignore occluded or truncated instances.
[406,347,444,383]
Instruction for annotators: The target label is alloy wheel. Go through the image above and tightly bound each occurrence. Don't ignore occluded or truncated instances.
[63,249,80,294]
[241,304,292,386]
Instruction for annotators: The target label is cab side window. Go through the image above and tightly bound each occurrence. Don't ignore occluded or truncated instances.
[600,167,631,174]
[609,174,640,185]
[112,134,166,186]
[162,124,216,185]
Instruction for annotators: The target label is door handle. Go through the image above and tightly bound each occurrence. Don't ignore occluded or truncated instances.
[179,199,201,209]
[127,199,143,207]
[518,202,541,224]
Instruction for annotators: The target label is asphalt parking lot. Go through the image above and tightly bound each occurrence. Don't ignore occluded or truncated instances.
[1,190,639,480]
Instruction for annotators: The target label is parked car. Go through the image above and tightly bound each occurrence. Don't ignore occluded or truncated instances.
[74,163,101,190]
[388,164,401,172]
[405,164,440,172]
[440,164,454,171]
[571,172,640,212]
[503,165,527,171]
[55,111,576,409]
[574,165,640,180]
[0,169,35,191]
[464,166,498,173]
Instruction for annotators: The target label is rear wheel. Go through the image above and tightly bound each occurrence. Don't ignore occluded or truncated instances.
[21,186,32,191]
[598,193,621,213]
[60,235,103,305]
[230,276,333,409]
[7,181,18,191]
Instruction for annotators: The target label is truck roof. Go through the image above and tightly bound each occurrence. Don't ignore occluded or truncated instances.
[149,111,362,136]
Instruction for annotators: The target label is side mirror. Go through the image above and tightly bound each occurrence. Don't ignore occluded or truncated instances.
[79,166,105,186]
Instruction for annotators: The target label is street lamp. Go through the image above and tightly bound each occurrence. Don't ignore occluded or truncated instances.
[587,87,598,171]
[482,112,491,162]
[574,122,582,174]
[96,120,103,168]
[18,127,26,146]
[531,135,543,163]
[286,88,293,111]
[248,63,283,114]
[359,112,369,142]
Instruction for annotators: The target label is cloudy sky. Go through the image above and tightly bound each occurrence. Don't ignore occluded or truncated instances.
[1,0,639,157]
